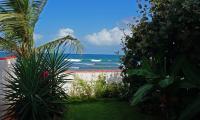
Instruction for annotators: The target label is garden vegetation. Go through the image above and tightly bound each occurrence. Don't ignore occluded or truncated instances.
[121,0,200,120]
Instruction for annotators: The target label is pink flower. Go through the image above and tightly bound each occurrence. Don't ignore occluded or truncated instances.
[42,71,49,78]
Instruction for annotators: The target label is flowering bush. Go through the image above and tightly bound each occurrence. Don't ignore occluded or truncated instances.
[1,49,70,120]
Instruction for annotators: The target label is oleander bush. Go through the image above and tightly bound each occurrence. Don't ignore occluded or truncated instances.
[1,49,70,120]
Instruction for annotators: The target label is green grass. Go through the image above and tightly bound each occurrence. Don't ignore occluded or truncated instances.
[64,100,157,120]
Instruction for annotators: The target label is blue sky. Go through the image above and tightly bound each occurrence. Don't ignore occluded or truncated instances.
[35,0,138,54]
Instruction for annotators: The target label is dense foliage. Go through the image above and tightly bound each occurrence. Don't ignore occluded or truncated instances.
[121,0,200,119]
[1,49,70,120]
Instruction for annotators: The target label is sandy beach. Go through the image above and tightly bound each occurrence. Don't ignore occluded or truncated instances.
[63,69,122,93]
[65,70,122,82]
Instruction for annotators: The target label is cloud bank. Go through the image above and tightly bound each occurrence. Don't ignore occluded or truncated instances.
[58,28,75,38]
[85,27,131,46]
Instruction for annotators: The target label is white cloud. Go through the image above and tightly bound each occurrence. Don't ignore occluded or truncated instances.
[58,28,75,38]
[85,27,131,46]
[33,33,43,40]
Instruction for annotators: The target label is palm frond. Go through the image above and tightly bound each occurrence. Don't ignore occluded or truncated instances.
[0,0,46,31]
[0,13,20,21]
[37,35,83,53]
[0,13,27,39]
[30,0,48,27]
[0,0,30,38]
[0,37,21,54]
[0,0,35,55]
[0,0,30,13]
[0,0,82,56]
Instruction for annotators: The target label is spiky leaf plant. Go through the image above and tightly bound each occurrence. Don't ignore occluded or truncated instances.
[1,49,70,120]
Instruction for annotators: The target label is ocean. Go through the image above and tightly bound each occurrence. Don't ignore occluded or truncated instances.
[66,54,121,70]
[0,52,121,70]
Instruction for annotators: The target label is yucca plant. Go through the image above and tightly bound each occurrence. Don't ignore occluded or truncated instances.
[1,48,71,120]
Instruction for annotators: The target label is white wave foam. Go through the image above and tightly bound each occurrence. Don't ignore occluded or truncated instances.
[91,59,101,62]
[84,63,95,66]
[75,63,95,66]
[70,67,80,69]
[67,59,82,62]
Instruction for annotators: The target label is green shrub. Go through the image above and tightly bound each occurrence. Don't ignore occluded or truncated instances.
[69,74,126,99]
[121,0,200,119]
[94,74,107,98]
[104,83,129,99]
[1,49,70,120]
[70,77,93,99]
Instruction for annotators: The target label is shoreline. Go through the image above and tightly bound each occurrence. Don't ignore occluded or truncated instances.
[0,56,16,60]
[66,69,121,73]
[64,69,122,83]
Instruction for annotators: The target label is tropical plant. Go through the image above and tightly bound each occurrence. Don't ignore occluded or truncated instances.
[129,58,176,117]
[130,57,200,119]
[0,0,82,57]
[70,77,93,99]
[121,0,200,119]
[93,74,107,98]
[69,74,126,99]
[1,48,71,120]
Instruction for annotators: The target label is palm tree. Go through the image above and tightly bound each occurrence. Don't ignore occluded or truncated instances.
[0,0,82,57]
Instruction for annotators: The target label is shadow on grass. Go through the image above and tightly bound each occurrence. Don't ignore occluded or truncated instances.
[64,99,159,120]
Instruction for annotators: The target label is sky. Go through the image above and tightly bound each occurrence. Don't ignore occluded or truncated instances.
[34,0,138,54]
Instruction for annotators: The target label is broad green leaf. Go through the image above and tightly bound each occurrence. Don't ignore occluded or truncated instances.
[159,76,173,88]
[131,84,153,106]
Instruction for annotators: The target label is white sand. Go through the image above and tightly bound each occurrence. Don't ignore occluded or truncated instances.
[66,70,122,82]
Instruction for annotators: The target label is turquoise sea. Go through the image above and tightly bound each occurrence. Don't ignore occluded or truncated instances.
[0,52,121,70]
[66,54,121,70]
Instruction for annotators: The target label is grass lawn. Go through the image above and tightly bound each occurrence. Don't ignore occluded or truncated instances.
[64,99,157,120]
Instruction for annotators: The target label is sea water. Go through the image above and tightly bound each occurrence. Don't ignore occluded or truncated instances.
[0,52,122,70]
[66,54,121,70]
